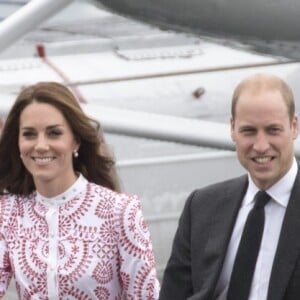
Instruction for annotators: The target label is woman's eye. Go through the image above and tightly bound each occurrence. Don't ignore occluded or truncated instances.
[49,130,62,137]
[22,131,35,138]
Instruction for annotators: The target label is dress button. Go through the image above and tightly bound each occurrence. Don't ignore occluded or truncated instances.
[49,265,55,272]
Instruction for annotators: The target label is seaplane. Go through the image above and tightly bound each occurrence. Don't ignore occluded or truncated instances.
[1,2,300,296]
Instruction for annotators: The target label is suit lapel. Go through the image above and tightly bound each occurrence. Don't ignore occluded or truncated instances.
[197,176,248,298]
[268,168,300,300]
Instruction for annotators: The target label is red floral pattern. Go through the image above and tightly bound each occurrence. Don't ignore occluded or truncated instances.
[0,175,159,299]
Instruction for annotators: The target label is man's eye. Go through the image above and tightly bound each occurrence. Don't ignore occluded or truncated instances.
[240,128,255,135]
[269,128,280,134]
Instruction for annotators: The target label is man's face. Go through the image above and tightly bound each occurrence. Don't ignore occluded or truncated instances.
[231,89,298,190]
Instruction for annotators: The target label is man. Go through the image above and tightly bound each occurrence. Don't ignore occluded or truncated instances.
[159,73,300,300]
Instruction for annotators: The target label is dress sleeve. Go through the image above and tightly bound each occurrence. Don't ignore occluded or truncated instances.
[0,197,13,297]
[116,194,160,299]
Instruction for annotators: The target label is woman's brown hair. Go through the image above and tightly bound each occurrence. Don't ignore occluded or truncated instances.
[0,82,119,195]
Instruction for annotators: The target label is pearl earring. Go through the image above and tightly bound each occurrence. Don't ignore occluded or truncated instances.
[73,150,79,158]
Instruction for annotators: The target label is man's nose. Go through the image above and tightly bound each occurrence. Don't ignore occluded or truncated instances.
[253,132,269,152]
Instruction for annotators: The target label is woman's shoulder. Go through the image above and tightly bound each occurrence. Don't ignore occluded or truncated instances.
[88,182,140,209]
[89,181,137,198]
[0,193,19,207]
[0,193,27,225]
[0,193,33,210]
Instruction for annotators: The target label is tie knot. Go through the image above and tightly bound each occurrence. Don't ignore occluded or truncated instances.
[254,191,270,209]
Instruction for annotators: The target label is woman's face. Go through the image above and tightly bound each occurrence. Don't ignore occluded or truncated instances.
[18,102,79,195]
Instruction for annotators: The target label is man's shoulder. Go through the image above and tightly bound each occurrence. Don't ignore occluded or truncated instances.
[195,174,247,194]
[187,174,248,208]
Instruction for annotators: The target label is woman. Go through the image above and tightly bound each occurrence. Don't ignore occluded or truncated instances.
[0,82,160,299]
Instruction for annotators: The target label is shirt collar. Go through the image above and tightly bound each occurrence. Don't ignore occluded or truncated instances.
[244,157,298,208]
[36,173,87,207]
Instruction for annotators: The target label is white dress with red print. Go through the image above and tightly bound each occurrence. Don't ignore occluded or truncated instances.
[0,174,160,299]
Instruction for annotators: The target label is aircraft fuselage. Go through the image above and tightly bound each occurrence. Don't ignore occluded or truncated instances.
[95,0,300,41]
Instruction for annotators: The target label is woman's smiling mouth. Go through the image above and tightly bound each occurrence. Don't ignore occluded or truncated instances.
[32,157,55,164]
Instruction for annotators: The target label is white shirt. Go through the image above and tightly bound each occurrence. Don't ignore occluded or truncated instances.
[214,158,298,300]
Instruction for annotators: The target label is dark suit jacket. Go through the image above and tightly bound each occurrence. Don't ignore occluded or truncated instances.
[159,170,300,300]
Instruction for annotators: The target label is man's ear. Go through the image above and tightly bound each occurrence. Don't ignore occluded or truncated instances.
[292,115,299,140]
[230,117,235,142]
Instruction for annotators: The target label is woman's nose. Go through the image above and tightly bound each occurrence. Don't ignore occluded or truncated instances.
[34,136,50,151]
